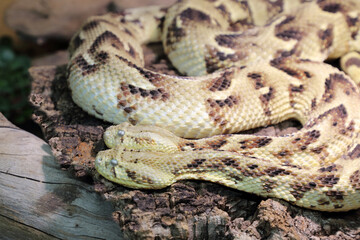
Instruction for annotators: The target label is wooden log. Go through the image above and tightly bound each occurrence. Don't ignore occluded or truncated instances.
[0,113,124,240]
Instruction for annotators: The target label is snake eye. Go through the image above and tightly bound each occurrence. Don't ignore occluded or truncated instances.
[117,130,125,137]
[110,159,118,166]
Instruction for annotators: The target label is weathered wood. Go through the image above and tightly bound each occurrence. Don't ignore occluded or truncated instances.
[0,114,124,240]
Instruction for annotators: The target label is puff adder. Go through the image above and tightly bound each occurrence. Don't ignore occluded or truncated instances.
[68,0,360,211]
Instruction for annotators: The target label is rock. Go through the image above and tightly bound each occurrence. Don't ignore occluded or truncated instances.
[5,0,175,43]
[5,0,112,42]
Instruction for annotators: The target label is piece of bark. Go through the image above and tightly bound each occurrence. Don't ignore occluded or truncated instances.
[0,113,124,239]
[28,43,360,239]
[32,50,69,66]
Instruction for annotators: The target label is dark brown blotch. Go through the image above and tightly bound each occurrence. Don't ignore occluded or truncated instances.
[276,28,303,40]
[290,84,304,93]
[150,89,160,99]
[311,98,317,109]
[120,83,169,104]
[116,55,165,87]
[187,158,207,168]
[123,27,133,36]
[323,73,355,102]
[127,44,137,58]
[216,51,246,62]
[325,190,345,201]
[207,95,239,108]
[215,34,241,48]
[124,107,134,114]
[90,30,124,54]
[125,169,137,180]
[209,70,234,91]
[221,158,238,167]
[205,46,247,73]
[180,8,211,23]
[264,108,271,116]
[239,137,272,149]
[317,174,340,187]
[117,100,127,107]
[346,15,359,27]
[263,179,278,192]
[207,139,227,150]
[344,57,360,68]
[290,184,306,200]
[248,164,258,169]
[247,72,264,89]
[186,142,195,148]
[307,129,321,139]
[95,51,109,64]
[280,67,300,77]
[318,164,338,173]
[128,117,137,125]
[264,167,291,177]
[83,20,100,31]
[216,4,229,17]
[318,26,333,50]
[71,34,84,52]
[166,18,186,47]
[348,144,360,159]
[260,87,274,103]
[277,150,291,157]
[314,104,348,127]
[318,2,342,13]
[311,146,324,154]
[317,198,330,205]
[74,55,98,75]
[350,170,360,190]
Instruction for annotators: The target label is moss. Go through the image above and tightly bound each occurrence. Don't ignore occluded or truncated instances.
[0,36,31,124]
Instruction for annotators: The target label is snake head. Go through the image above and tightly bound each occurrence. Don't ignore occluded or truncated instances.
[97,123,181,188]
[94,146,176,189]
[103,123,132,148]
[103,122,181,152]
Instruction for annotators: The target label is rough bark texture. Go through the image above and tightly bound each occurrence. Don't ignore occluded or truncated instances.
[29,44,360,240]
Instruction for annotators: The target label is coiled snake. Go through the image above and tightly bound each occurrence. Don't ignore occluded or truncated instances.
[67,0,360,211]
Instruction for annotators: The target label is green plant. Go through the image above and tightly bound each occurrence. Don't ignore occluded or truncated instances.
[0,36,31,124]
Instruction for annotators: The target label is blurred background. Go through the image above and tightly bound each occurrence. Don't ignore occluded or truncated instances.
[0,0,175,138]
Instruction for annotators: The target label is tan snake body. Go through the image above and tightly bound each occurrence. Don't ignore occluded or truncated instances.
[67,0,360,211]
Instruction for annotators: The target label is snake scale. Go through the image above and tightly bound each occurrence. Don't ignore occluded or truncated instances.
[67,0,360,211]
